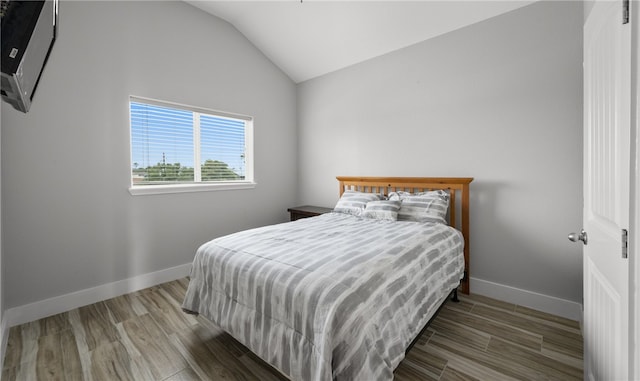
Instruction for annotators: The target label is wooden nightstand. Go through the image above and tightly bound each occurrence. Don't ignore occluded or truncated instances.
[287,205,333,221]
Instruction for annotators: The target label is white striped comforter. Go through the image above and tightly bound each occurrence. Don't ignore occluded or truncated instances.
[182,212,464,381]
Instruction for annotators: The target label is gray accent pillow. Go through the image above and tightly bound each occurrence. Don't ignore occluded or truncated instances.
[388,190,449,224]
[362,200,401,221]
[333,190,382,216]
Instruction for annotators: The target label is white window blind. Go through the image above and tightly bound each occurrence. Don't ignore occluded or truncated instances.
[129,96,253,192]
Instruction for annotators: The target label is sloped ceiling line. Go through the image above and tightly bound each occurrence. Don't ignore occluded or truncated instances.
[185,1,536,83]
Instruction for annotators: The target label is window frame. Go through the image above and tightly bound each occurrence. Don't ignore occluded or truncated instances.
[128,96,255,196]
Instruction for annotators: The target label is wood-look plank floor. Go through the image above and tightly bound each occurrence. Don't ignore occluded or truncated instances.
[2,278,583,380]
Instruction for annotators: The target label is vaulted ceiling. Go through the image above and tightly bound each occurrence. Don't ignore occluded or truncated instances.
[185,1,536,83]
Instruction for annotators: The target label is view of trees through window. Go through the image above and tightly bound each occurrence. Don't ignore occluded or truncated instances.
[131,158,244,183]
[130,98,250,185]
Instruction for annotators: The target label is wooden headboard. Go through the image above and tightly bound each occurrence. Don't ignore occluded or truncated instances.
[337,176,473,294]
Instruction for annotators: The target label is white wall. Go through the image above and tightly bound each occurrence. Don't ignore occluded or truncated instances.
[0,0,585,323]
[1,1,297,310]
[297,1,584,304]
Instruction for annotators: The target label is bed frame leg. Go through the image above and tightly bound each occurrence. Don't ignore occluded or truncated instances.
[451,288,460,303]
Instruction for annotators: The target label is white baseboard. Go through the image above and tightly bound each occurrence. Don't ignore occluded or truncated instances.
[0,312,8,371]
[470,277,582,322]
[1,268,582,351]
[4,263,192,329]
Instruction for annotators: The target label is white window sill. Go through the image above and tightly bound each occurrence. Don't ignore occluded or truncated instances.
[128,181,256,196]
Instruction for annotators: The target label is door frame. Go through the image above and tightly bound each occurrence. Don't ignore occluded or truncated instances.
[632,1,639,379]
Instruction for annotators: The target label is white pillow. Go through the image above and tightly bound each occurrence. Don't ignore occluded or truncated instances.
[333,190,382,216]
[388,190,449,224]
[362,200,401,221]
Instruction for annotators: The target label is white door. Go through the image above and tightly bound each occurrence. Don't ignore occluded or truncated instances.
[581,0,632,380]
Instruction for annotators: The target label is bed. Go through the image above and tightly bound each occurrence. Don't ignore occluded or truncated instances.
[182,176,473,380]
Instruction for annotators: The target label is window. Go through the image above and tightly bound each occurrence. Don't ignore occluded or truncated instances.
[129,96,254,195]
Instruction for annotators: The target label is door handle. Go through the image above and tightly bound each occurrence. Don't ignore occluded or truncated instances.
[568,229,588,245]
